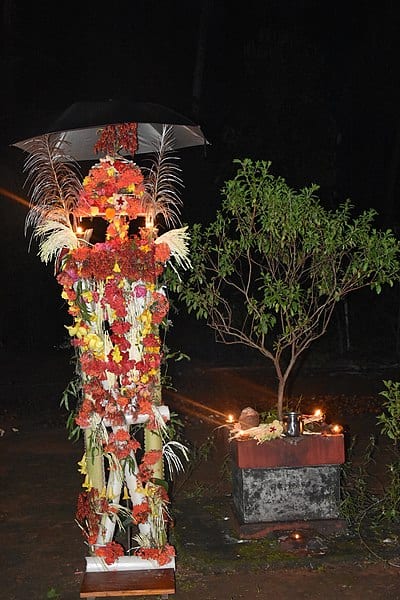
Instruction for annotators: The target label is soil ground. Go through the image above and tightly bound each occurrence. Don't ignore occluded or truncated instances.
[1,347,400,599]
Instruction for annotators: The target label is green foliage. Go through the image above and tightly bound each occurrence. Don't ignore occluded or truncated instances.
[170,433,217,499]
[60,375,82,442]
[377,380,400,442]
[341,398,400,533]
[160,345,190,392]
[163,412,186,444]
[166,159,400,416]
[259,409,279,423]
[340,435,379,527]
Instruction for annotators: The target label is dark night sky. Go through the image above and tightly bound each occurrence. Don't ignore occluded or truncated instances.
[1,0,400,350]
[2,1,400,210]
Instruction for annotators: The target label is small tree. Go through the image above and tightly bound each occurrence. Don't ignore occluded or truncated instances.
[166,159,400,420]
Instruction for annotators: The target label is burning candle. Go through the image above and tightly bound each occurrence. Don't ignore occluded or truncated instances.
[226,414,234,424]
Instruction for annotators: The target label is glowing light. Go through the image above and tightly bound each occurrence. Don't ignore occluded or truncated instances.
[314,409,322,418]
[76,226,84,234]
[0,186,30,208]
[226,414,234,424]
[331,424,343,434]
[145,213,154,228]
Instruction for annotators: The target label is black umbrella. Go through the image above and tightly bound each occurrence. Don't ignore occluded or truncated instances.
[8,100,209,160]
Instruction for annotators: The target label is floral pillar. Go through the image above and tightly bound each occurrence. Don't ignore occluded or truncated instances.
[24,124,190,573]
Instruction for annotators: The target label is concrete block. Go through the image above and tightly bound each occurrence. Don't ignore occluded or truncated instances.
[232,464,341,524]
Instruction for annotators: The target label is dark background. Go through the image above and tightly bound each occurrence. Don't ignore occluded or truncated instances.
[0,0,400,362]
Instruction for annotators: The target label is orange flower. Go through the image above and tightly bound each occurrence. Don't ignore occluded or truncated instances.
[132,500,150,524]
[142,450,163,466]
[154,242,171,263]
[105,206,116,221]
[95,541,125,565]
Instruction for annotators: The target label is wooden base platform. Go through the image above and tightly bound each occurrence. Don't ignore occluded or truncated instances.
[80,568,175,598]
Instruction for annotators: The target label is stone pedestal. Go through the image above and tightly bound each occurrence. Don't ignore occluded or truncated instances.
[230,434,345,530]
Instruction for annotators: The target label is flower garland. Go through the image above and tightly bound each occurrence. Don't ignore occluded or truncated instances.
[76,155,145,222]
[22,124,191,571]
[94,123,139,157]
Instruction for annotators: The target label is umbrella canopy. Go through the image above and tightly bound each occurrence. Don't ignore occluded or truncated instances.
[9,100,209,160]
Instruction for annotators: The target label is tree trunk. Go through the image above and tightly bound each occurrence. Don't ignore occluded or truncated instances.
[277,377,285,421]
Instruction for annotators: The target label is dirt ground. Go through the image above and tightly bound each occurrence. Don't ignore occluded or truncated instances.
[1,347,400,599]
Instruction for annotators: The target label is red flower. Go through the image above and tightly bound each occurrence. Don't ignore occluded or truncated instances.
[94,124,138,159]
[151,292,169,324]
[105,429,141,459]
[154,242,171,263]
[95,541,125,565]
[111,321,131,335]
[135,544,175,566]
[142,450,163,466]
[132,500,150,524]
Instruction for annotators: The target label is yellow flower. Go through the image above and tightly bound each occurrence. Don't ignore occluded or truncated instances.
[140,373,149,384]
[85,333,104,354]
[138,310,152,336]
[112,345,122,364]
[82,474,92,491]
[66,322,87,338]
[90,206,99,216]
[113,262,121,273]
[146,346,160,354]
[82,290,93,302]
[123,486,130,500]
[77,454,87,475]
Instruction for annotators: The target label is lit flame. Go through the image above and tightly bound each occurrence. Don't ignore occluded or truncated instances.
[226,414,234,424]
[145,213,154,228]
[331,424,343,434]
[76,226,84,235]
[314,409,322,418]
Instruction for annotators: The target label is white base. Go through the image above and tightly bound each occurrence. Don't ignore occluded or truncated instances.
[85,555,176,572]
